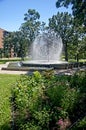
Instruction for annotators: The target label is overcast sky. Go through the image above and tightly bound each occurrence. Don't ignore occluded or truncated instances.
[0,0,72,31]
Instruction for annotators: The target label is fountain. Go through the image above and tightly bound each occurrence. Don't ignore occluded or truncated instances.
[2,31,69,71]
[2,31,86,72]
[21,31,68,69]
[31,32,63,62]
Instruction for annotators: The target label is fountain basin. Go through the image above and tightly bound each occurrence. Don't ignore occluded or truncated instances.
[2,61,68,71]
[21,60,68,69]
[1,61,86,71]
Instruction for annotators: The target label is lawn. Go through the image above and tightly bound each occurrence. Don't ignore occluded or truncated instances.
[0,58,21,64]
[0,74,20,130]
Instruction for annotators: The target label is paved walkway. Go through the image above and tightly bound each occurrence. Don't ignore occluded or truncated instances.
[0,63,85,75]
[0,63,27,75]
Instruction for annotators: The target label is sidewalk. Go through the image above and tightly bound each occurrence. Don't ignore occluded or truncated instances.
[0,63,85,75]
[0,63,27,75]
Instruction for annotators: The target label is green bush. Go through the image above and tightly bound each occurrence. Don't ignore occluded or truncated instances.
[78,117,86,128]
[71,117,86,130]
[12,70,86,130]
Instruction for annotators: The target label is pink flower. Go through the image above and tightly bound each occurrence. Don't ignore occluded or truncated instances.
[57,119,64,126]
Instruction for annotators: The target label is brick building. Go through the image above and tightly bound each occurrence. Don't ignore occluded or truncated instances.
[0,28,5,48]
[0,28,9,48]
[0,28,14,57]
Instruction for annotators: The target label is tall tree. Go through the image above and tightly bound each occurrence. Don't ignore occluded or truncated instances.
[3,31,28,59]
[13,31,28,59]
[20,9,41,46]
[49,12,73,61]
[71,24,85,62]
[56,0,86,26]
[3,32,14,57]
[3,9,41,59]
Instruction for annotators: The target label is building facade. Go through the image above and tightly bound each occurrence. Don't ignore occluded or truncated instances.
[0,28,14,58]
[0,28,9,47]
[0,28,5,48]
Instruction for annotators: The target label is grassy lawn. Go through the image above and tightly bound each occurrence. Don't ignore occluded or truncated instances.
[69,59,86,62]
[0,74,20,130]
[0,58,21,64]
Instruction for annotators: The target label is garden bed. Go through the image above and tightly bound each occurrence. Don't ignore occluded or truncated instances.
[11,70,86,130]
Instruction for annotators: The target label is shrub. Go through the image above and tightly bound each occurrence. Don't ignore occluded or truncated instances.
[12,70,86,130]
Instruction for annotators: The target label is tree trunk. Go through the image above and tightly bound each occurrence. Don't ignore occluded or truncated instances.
[76,42,79,62]
[64,42,68,61]
[76,53,79,62]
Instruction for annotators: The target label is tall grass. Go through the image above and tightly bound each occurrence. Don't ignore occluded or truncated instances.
[0,74,20,130]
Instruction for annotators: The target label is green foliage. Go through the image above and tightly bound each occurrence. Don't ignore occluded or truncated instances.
[0,58,21,64]
[56,0,86,26]
[12,72,46,129]
[3,31,29,59]
[0,74,19,130]
[33,108,50,128]
[3,9,41,59]
[20,122,42,130]
[12,70,86,130]
[78,117,86,128]
[71,117,86,130]
[49,12,73,61]
[20,9,41,43]
[69,70,86,92]
[49,11,86,62]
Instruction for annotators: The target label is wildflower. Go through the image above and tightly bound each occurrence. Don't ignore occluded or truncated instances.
[56,118,64,126]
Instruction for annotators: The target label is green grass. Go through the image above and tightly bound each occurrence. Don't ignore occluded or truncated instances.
[0,58,21,64]
[0,74,20,130]
[69,59,86,62]
[0,57,29,64]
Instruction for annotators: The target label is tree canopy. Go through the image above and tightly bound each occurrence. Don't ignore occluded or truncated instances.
[49,12,73,61]
[56,0,86,26]
[20,9,41,43]
[3,7,86,62]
